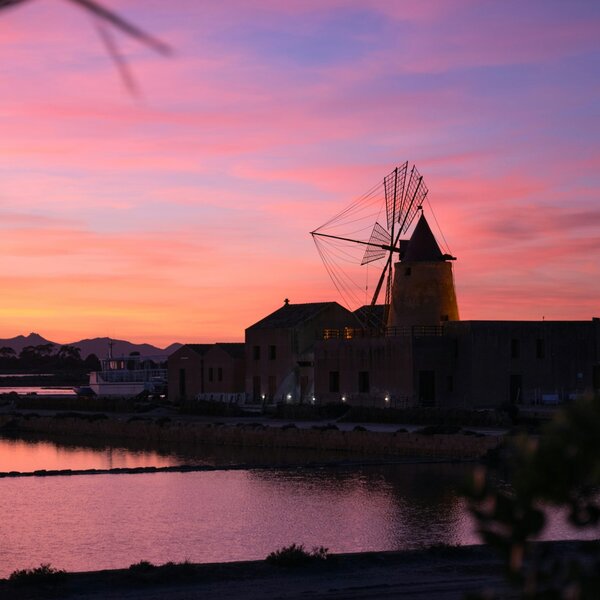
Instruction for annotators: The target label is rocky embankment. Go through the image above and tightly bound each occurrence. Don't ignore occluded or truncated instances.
[0,412,502,463]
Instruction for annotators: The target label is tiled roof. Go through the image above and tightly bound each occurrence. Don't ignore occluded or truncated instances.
[247,302,342,330]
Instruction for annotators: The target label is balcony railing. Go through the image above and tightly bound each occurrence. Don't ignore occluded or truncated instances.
[322,326,444,340]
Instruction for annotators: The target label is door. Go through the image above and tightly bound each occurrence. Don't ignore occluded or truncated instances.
[419,371,435,407]
[510,374,522,404]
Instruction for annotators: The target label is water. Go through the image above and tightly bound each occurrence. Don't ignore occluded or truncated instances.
[0,437,595,576]
[0,386,76,396]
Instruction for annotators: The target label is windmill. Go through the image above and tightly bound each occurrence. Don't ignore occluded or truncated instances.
[311,162,430,327]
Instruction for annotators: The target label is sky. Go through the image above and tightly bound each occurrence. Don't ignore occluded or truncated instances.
[1,0,599,346]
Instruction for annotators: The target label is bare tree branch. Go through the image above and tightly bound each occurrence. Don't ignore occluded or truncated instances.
[66,0,171,56]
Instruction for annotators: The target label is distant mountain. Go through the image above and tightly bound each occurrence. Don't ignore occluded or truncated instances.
[0,332,58,355]
[74,338,174,359]
[0,333,181,359]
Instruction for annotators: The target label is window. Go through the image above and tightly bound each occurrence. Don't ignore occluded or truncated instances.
[269,345,277,360]
[252,375,261,400]
[358,371,370,393]
[253,345,260,360]
[511,339,520,359]
[329,371,340,393]
[178,368,186,398]
[208,367,214,382]
[536,339,545,359]
[218,367,223,382]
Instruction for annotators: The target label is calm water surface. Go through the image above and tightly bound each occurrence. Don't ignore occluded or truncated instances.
[0,437,596,576]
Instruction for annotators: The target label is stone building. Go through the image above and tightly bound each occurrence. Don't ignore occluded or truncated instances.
[168,343,245,402]
[244,300,355,403]
[314,214,600,408]
[315,319,600,408]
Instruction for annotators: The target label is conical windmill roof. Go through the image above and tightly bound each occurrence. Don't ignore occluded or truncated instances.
[403,213,444,262]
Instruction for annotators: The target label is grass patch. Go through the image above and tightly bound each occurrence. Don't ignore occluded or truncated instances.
[266,544,330,567]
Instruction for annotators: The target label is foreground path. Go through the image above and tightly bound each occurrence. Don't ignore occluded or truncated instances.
[2,547,513,600]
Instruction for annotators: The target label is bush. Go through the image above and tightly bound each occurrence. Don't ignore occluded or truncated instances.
[127,560,197,583]
[466,396,600,597]
[128,560,155,573]
[8,564,66,586]
[266,544,330,567]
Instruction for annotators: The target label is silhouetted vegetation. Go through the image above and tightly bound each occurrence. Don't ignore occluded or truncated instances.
[466,395,600,598]
[0,343,101,385]
[127,560,197,583]
[8,563,66,587]
[266,544,330,567]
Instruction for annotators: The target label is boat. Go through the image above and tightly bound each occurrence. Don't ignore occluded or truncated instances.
[85,354,167,398]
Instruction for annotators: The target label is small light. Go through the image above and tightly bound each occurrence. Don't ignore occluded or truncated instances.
[311,396,316,404]
[286,393,292,401]
[341,396,346,403]
[385,396,390,403]
[261,394,265,400]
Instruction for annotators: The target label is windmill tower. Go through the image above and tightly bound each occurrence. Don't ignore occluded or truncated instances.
[311,162,459,331]
[387,213,459,329]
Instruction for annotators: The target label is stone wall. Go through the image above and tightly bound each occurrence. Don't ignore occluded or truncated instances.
[1,414,502,460]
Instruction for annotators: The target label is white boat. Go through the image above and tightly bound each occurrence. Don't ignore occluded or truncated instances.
[87,354,167,398]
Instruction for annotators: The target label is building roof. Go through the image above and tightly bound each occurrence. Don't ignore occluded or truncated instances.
[183,343,214,355]
[178,343,245,359]
[402,214,444,262]
[247,302,344,330]
[354,304,387,328]
[215,342,245,359]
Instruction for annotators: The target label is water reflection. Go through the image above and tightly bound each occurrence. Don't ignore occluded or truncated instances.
[0,465,476,576]
[0,433,364,471]
[0,438,594,577]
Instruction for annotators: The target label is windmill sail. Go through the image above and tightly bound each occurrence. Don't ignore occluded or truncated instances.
[361,222,391,265]
[311,161,429,328]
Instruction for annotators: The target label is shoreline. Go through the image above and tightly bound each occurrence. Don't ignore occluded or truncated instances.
[0,411,503,461]
[0,545,513,599]
[0,455,477,478]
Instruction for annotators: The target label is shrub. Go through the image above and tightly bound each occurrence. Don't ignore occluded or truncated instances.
[266,544,330,567]
[128,560,155,573]
[127,560,197,583]
[8,564,66,586]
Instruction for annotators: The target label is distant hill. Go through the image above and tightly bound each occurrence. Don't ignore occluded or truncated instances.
[0,333,182,359]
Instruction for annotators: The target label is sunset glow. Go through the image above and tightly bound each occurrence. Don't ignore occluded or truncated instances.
[1,0,599,346]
